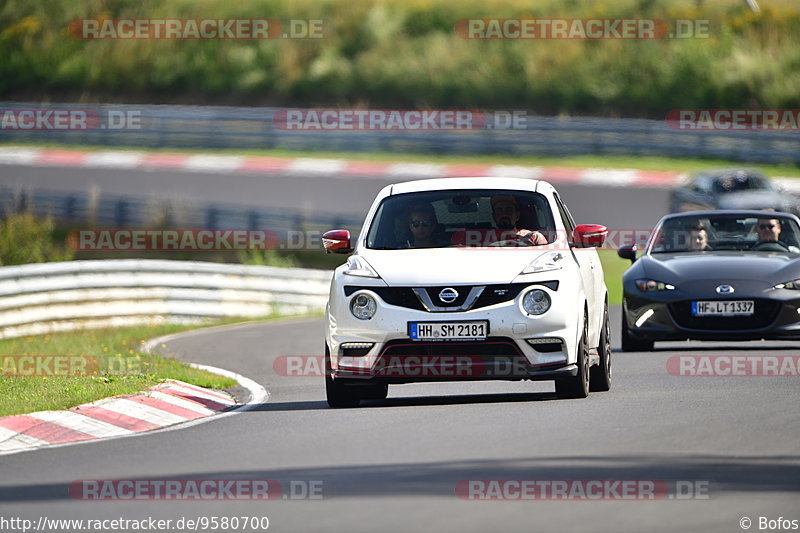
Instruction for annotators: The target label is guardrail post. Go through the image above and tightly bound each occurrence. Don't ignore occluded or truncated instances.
[248,211,259,230]
[64,194,78,220]
[114,199,129,226]
[206,207,219,230]
[14,191,28,214]
[86,187,99,226]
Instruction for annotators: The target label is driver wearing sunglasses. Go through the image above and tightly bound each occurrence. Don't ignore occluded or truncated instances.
[750,217,789,252]
[756,218,781,241]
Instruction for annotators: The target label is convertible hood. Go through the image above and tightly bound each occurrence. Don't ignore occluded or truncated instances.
[716,191,785,210]
[643,252,798,285]
[359,248,549,285]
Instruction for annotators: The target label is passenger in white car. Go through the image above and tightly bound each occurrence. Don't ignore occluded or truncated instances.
[405,203,444,248]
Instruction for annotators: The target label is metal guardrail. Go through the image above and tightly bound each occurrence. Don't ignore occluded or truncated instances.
[0,186,363,237]
[0,260,332,339]
[1,102,798,164]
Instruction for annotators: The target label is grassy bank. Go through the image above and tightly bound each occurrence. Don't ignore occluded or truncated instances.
[0,322,246,417]
[1,0,798,116]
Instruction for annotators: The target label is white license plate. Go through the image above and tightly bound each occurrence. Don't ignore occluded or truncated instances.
[408,321,488,340]
[691,300,754,316]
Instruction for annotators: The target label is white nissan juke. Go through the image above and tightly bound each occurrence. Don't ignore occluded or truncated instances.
[322,178,611,407]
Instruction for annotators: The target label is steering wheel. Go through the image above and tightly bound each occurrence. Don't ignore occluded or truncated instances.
[751,241,789,252]
[488,234,534,247]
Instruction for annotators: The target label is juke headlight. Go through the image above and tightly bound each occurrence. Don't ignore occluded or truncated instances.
[522,289,551,315]
[350,293,377,320]
[635,279,676,292]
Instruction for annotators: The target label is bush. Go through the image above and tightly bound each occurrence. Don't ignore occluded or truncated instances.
[0,213,75,266]
[0,0,798,116]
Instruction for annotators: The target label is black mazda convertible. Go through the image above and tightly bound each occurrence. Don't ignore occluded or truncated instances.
[618,210,800,351]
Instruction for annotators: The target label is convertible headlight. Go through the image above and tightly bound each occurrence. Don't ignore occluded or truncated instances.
[774,279,800,290]
[344,256,380,278]
[521,252,564,274]
[635,279,675,292]
[522,289,551,315]
[350,293,377,320]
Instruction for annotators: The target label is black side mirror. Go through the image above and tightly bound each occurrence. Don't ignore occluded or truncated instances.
[618,243,638,263]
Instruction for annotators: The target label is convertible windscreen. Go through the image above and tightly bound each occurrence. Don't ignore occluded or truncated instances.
[365,190,557,250]
[712,174,772,193]
[648,214,800,254]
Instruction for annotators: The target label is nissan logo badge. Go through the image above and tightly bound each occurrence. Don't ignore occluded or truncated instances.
[439,288,459,303]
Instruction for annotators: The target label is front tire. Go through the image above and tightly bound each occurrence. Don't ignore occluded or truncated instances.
[556,313,590,399]
[621,314,654,352]
[325,344,361,408]
[360,382,388,401]
[590,304,612,392]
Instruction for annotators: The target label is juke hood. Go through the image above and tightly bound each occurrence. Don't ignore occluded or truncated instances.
[358,248,554,285]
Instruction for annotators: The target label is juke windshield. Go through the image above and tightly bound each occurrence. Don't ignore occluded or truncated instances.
[365,190,558,250]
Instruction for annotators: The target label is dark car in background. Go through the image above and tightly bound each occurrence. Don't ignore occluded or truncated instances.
[669,169,799,215]
[618,210,800,351]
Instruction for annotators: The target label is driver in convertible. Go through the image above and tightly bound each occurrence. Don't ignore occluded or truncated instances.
[751,217,790,251]
[490,196,548,245]
[755,217,781,242]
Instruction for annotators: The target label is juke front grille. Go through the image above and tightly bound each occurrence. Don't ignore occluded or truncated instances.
[344,281,558,312]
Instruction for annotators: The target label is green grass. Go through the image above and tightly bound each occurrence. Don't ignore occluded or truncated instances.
[0,320,272,417]
[5,141,800,177]
[598,249,631,305]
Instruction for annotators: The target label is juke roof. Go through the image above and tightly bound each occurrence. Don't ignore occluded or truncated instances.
[388,177,546,195]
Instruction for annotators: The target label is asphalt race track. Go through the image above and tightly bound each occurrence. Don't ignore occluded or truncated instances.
[0,164,667,231]
[1,313,799,532]
[1,165,799,532]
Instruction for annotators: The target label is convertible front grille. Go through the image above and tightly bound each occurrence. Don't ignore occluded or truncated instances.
[668,299,780,330]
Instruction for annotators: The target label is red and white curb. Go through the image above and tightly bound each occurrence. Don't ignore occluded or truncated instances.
[3,146,798,191]
[0,146,693,189]
[0,380,235,454]
[0,358,268,456]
